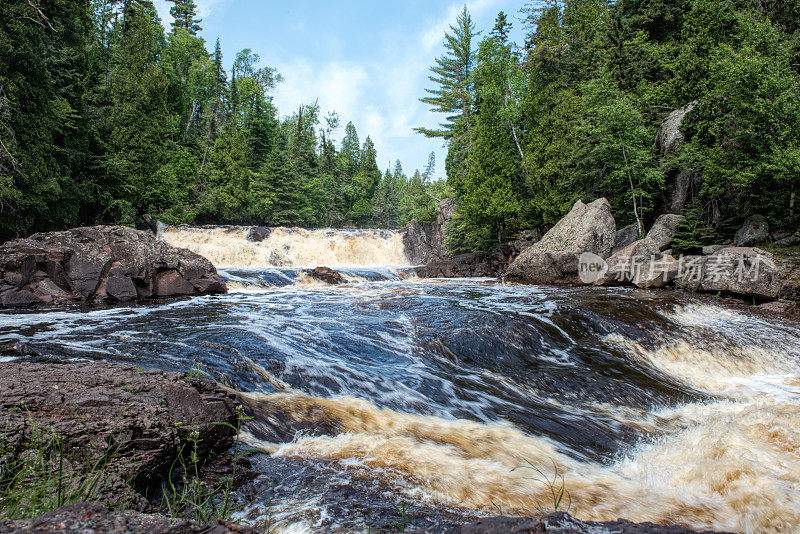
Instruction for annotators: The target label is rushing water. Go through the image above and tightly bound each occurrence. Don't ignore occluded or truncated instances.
[2,228,799,533]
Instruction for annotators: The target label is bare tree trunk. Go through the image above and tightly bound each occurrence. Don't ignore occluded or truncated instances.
[619,136,644,237]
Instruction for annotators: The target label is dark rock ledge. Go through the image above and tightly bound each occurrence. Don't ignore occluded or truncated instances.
[0,362,239,512]
[0,226,226,308]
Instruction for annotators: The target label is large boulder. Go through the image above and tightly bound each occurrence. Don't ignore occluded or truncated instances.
[646,214,685,251]
[403,198,457,265]
[245,226,270,243]
[734,215,769,246]
[0,226,226,307]
[506,199,616,285]
[676,247,782,300]
[0,361,239,511]
[595,239,679,289]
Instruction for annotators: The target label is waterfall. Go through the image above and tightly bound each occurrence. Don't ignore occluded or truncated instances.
[161,226,409,268]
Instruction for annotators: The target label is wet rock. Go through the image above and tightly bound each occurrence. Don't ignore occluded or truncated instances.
[403,198,457,265]
[459,512,732,534]
[416,245,515,278]
[646,214,685,251]
[0,502,259,533]
[0,226,226,307]
[245,226,270,243]
[507,199,616,285]
[0,361,239,510]
[304,266,346,284]
[734,215,769,247]
[663,168,695,214]
[613,223,641,255]
[676,247,782,300]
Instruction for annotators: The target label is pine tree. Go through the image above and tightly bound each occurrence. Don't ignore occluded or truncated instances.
[168,0,202,35]
[415,6,478,141]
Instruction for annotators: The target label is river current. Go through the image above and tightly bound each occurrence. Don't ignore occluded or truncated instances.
[1,227,799,533]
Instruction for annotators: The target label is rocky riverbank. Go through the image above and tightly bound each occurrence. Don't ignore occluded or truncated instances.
[413,198,800,309]
[0,226,226,308]
[0,359,733,534]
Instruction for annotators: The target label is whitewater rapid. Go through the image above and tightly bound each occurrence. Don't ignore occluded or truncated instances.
[2,226,799,533]
[161,226,410,268]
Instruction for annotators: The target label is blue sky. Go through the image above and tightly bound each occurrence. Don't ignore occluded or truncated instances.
[153,0,527,180]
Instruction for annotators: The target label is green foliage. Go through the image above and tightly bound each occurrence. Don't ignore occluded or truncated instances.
[420,0,800,253]
[0,416,118,519]
[0,1,444,236]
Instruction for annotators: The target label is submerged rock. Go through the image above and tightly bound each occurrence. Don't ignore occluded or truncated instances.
[0,225,226,307]
[245,226,270,243]
[0,361,239,510]
[506,199,616,285]
[304,266,346,284]
[403,198,457,265]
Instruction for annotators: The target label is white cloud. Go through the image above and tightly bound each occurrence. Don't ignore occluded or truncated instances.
[153,0,230,27]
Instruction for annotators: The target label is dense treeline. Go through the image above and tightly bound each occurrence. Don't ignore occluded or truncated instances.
[0,0,441,238]
[420,0,800,252]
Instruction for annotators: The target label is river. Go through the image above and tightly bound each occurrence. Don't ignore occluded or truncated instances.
[1,226,799,533]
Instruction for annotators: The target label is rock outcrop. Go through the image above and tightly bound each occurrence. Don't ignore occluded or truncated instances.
[613,223,641,255]
[403,198,456,265]
[506,199,616,285]
[734,215,769,246]
[0,503,259,533]
[656,103,698,214]
[0,361,239,510]
[646,214,685,251]
[597,239,679,289]
[416,245,515,279]
[676,247,782,300]
[656,102,697,157]
[0,226,226,307]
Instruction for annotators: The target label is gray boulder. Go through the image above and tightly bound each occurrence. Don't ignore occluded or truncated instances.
[646,214,685,251]
[702,244,725,256]
[734,215,769,246]
[677,247,782,300]
[0,226,226,307]
[403,198,457,265]
[597,239,678,288]
[656,102,697,157]
[612,223,641,255]
[506,198,616,285]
